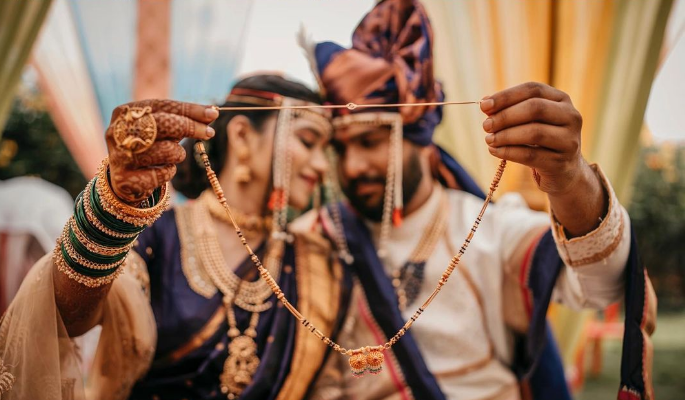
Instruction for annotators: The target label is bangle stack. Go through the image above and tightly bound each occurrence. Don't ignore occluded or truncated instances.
[53,158,170,287]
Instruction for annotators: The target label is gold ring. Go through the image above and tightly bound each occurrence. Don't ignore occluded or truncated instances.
[113,105,157,155]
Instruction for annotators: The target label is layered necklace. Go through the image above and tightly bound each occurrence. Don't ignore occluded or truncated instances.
[193,191,280,398]
[203,190,272,239]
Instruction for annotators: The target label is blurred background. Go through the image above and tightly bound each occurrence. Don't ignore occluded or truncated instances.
[0,0,683,398]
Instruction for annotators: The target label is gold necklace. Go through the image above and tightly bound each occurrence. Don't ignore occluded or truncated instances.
[190,198,281,398]
[391,191,448,311]
[221,303,260,399]
[201,190,272,238]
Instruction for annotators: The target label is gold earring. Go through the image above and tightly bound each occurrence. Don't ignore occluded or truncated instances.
[235,144,251,184]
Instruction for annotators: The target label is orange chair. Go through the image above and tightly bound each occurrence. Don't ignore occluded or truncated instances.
[570,302,624,390]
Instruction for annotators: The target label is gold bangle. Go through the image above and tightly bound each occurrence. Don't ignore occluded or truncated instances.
[53,245,124,288]
[82,179,140,240]
[68,216,134,256]
[95,158,170,227]
[59,229,126,271]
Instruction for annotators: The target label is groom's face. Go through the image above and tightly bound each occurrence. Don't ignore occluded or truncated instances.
[332,122,424,221]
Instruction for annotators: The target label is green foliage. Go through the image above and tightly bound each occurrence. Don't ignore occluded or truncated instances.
[578,311,685,399]
[628,144,685,309]
[0,98,86,199]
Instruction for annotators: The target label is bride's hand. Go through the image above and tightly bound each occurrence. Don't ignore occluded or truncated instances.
[106,100,218,203]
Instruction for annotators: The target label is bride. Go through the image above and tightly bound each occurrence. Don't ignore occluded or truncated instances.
[0,74,350,400]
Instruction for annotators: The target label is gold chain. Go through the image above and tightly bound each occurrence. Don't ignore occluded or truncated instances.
[408,193,448,262]
[216,100,481,111]
[202,190,272,238]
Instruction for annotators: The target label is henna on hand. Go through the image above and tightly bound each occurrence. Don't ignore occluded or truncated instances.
[111,165,176,203]
[111,141,186,169]
[106,99,218,204]
[110,99,218,125]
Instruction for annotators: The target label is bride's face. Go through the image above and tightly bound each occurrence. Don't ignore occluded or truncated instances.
[235,112,330,211]
[286,115,330,210]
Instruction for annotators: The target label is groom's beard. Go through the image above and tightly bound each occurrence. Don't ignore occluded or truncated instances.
[342,149,424,222]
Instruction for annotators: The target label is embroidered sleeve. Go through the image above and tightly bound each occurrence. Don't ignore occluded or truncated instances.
[551,164,629,310]
[551,164,626,267]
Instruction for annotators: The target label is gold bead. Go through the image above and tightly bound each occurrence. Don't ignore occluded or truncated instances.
[366,350,384,374]
[349,353,367,377]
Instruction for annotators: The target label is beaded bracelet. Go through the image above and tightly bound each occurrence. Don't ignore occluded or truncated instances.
[60,239,124,274]
[67,228,129,264]
[90,181,147,234]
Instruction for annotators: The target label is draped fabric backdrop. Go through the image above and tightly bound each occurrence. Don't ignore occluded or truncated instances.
[171,0,253,105]
[646,0,685,143]
[0,0,53,137]
[69,0,137,130]
[27,0,253,178]
[32,0,107,178]
[425,0,672,207]
[423,0,673,380]
[134,0,171,102]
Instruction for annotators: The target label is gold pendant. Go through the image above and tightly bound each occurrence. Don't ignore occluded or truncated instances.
[348,348,384,377]
[220,335,260,399]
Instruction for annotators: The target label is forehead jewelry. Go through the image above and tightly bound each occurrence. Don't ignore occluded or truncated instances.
[203,99,505,377]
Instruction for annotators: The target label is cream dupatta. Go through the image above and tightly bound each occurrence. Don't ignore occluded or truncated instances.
[0,252,155,400]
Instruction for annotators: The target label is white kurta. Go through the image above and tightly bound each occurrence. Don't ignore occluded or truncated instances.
[310,166,629,400]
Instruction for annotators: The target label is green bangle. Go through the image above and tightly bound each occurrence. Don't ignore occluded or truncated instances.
[70,175,161,252]
[68,228,128,264]
[60,243,121,277]
[75,193,137,246]
[90,179,144,234]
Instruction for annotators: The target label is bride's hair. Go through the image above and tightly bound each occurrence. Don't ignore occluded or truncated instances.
[172,74,321,199]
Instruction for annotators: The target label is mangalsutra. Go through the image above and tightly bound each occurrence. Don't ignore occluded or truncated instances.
[201,100,506,377]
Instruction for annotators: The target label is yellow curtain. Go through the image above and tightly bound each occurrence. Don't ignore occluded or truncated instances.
[424,0,673,374]
[426,0,554,210]
[0,0,53,136]
[426,0,672,205]
[591,1,674,203]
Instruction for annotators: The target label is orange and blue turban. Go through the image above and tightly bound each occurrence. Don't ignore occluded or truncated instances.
[314,0,443,146]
